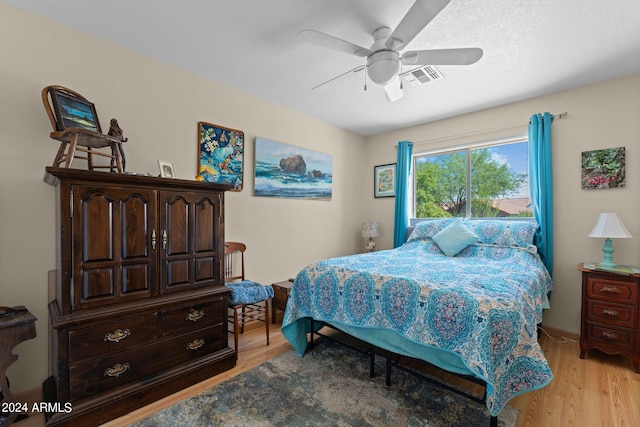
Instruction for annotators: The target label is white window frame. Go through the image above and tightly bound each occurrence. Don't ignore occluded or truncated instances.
[410,134,533,221]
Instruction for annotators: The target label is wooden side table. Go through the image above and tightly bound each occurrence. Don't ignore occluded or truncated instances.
[0,306,37,426]
[578,264,640,372]
[272,279,294,323]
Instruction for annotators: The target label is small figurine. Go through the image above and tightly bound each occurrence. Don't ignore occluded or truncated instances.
[108,118,128,172]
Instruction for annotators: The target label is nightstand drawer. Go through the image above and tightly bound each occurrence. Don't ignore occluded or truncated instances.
[586,277,636,303]
[587,301,635,328]
[69,313,159,362]
[161,297,224,337]
[587,323,633,347]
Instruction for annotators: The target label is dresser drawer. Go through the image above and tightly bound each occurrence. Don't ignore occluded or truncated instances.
[69,313,159,362]
[161,298,224,337]
[69,324,226,400]
[586,277,636,304]
[587,301,635,328]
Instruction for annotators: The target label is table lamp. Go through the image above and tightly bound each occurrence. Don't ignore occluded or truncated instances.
[362,222,380,252]
[588,213,632,268]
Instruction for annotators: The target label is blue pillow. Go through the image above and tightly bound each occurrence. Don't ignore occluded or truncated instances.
[466,220,539,248]
[406,218,456,243]
[431,219,479,256]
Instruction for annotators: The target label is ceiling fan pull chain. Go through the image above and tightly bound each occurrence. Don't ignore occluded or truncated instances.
[400,63,403,89]
[364,67,367,91]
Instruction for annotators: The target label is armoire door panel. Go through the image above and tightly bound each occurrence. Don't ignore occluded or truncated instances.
[73,186,157,309]
[121,194,152,259]
[160,191,223,293]
[164,197,190,256]
[80,193,115,263]
[166,259,190,288]
[81,267,115,302]
[194,198,215,253]
[122,264,151,294]
[194,257,215,283]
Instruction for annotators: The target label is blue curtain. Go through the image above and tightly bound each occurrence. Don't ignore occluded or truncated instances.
[528,113,554,276]
[393,141,413,248]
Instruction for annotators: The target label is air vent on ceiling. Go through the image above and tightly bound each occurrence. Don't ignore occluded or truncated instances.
[402,65,444,87]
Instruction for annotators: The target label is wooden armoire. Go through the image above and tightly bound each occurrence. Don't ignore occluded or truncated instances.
[44,167,236,426]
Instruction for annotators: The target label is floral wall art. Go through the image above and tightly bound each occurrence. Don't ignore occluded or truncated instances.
[581,146,625,190]
[197,122,244,190]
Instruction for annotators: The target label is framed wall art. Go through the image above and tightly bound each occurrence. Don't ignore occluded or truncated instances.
[374,163,396,198]
[581,146,625,189]
[197,121,244,190]
[254,137,332,200]
[48,87,100,132]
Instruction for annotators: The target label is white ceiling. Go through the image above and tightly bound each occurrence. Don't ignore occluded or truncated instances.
[6,0,640,136]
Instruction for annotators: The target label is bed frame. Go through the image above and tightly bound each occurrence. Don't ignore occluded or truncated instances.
[309,320,499,427]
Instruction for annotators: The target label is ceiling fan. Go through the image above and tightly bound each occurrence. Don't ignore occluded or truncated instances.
[298,0,483,101]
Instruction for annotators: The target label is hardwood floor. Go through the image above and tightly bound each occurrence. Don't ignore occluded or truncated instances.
[14,321,640,427]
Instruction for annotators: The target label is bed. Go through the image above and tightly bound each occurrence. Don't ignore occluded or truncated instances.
[281,218,554,417]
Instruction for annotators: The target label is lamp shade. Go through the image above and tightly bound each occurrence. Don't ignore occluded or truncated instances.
[362,222,380,239]
[588,213,632,238]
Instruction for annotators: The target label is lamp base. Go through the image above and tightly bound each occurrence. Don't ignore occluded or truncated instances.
[599,238,617,269]
[365,238,376,253]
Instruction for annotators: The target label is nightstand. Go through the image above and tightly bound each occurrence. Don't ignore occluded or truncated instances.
[579,264,640,372]
[272,279,294,323]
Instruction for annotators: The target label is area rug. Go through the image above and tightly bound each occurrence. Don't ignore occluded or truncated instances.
[129,339,519,427]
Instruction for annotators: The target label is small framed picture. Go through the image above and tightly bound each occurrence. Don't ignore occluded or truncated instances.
[374,163,396,198]
[48,87,101,132]
[158,160,176,178]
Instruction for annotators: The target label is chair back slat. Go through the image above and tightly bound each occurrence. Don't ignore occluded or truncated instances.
[224,242,246,282]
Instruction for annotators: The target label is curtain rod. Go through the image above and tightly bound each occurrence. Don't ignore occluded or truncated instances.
[400,112,568,147]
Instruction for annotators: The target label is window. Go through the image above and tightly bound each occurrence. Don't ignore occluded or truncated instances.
[412,137,532,219]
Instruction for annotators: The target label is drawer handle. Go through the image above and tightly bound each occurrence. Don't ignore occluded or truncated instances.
[186,338,205,351]
[104,363,130,378]
[104,328,131,343]
[600,286,622,294]
[186,309,204,322]
[602,309,619,317]
[601,331,618,341]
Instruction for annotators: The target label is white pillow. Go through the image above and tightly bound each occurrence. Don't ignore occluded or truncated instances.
[432,219,479,256]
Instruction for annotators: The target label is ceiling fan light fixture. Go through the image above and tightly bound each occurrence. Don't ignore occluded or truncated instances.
[367,51,400,85]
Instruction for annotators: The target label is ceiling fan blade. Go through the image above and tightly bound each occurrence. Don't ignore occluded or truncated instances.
[298,30,372,57]
[311,66,366,92]
[384,76,404,102]
[386,0,451,51]
[402,48,483,66]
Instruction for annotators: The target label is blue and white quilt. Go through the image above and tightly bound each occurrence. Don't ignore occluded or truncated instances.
[282,219,554,416]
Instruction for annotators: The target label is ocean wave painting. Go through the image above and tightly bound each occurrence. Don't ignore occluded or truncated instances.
[254,137,332,200]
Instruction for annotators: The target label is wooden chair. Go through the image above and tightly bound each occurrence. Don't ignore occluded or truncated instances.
[224,242,273,351]
[42,85,123,173]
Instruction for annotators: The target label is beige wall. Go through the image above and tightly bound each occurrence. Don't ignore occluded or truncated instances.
[365,73,640,336]
[2,2,640,393]
[0,3,365,392]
